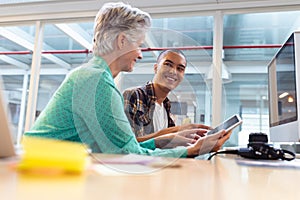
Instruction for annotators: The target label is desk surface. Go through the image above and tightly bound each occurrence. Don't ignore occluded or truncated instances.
[1,154,300,200]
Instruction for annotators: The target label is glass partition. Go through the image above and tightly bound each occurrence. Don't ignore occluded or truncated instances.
[0,24,35,144]
[223,10,300,146]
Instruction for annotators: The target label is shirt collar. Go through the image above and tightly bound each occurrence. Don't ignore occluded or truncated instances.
[145,81,157,102]
[145,81,171,107]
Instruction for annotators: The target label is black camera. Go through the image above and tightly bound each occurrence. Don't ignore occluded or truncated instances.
[239,132,295,160]
[208,132,295,160]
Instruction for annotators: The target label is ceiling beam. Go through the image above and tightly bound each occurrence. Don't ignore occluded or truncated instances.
[0,26,71,69]
[0,55,29,70]
[0,47,29,69]
[55,23,92,50]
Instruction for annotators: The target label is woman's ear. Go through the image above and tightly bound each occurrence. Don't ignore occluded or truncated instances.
[117,32,126,50]
[154,63,158,73]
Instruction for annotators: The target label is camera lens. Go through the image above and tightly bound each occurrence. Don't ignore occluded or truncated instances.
[248,132,268,143]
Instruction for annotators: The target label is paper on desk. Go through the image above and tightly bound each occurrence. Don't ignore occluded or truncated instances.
[236,158,300,169]
[94,153,157,165]
[91,154,180,175]
[92,163,156,175]
[93,154,180,167]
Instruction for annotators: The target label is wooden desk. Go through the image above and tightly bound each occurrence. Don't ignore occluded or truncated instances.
[1,154,300,200]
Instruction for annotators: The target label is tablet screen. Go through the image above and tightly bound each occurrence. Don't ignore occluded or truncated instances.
[207,115,241,135]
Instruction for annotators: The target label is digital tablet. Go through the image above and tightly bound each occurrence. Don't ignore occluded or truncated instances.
[207,114,243,135]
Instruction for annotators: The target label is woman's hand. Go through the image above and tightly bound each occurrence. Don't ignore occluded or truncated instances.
[187,130,232,157]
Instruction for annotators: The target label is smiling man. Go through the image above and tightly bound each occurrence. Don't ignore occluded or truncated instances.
[123,49,192,142]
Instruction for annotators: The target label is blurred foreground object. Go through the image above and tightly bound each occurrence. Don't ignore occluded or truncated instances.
[18,137,89,174]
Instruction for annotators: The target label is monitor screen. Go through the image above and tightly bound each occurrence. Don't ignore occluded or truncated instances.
[268,34,297,128]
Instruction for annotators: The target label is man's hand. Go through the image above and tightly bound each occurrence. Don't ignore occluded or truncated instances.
[177,123,212,132]
[154,129,206,149]
[176,128,207,139]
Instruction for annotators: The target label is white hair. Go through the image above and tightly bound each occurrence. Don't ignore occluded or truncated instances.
[93,2,151,56]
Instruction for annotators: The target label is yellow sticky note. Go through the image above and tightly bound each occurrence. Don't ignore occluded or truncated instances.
[18,136,89,174]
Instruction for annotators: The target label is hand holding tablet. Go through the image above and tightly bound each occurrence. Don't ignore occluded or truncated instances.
[197,115,242,155]
[186,114,243,156]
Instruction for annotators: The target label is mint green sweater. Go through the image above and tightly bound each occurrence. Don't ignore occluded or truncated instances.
[25,56,187,158]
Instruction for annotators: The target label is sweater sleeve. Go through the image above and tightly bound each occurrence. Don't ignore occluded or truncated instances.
[139,139,156,150]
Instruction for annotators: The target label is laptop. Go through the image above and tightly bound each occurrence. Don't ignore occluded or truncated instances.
[0,82,17,158]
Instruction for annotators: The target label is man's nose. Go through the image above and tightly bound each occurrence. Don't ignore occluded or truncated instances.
[169,66,178,74]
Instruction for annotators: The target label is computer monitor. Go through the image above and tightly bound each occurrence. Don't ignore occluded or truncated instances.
[268,31,300,142]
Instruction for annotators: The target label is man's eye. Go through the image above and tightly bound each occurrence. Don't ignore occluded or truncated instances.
[178,67,185,72]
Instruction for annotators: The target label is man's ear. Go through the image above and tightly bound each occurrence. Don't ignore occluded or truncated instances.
[117,32,126,50]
